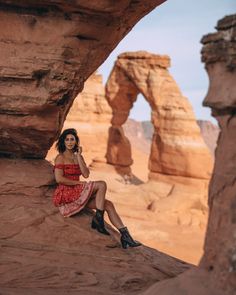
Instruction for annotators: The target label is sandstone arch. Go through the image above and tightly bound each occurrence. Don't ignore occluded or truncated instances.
[105,51,213,180]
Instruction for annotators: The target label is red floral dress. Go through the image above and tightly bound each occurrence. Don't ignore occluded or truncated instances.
[53,164,95,217]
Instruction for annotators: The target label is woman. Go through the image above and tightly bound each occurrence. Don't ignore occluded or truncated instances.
[53,128,141,249]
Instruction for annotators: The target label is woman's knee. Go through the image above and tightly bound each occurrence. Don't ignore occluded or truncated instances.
[104,200,114,211]
[96,180,107,191]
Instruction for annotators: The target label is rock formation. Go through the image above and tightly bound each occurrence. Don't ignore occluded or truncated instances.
[141,14,236,295]
[0,158,55,197]
[200,14,236,293]
[105,51,213,180]
[66,72,112,123]
[0,0,166,159]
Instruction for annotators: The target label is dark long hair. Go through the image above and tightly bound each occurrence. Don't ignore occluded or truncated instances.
[56,128,79,153]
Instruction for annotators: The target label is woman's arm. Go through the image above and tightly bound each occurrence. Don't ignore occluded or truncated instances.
[76,147,90,178]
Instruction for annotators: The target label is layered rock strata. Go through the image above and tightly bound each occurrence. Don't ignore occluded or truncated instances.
[0,0,166,158]
[66,72,112,123]
[105,51,213,180]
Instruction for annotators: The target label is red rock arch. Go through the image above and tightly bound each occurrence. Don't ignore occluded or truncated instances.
[105,51,212,180]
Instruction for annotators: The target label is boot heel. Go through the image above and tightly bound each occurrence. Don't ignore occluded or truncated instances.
[119,227,142,249]
[91,217,110,236]
[121,238,128,249]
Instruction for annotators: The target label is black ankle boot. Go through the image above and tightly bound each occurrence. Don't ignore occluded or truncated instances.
[91,209,110,236]
[119,227,141,249]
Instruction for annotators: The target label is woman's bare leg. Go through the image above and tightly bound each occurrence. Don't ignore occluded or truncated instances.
[105,200,124,229]
[86,198,124,230]
[90,181,107,210]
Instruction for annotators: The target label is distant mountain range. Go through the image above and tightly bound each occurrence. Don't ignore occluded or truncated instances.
[123,118,219,156]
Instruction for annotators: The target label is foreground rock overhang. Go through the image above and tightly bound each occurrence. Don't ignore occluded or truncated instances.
[0,0,166,158]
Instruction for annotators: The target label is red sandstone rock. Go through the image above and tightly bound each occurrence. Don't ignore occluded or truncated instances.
[106,126,133,168]
[200,15,236,294]
[0,190,191,294]
[1,158,55,197]
[141,268,223,295]
[67,72,112,123]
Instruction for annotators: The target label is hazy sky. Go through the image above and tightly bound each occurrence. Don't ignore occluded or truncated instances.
[98,0,235,123]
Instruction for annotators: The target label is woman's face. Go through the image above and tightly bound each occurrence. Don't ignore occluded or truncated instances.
[64,134,76,151]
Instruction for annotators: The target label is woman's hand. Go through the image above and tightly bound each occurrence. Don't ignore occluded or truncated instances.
[74,146,82,157]
[78,146,82,155]
[76,147,90,178]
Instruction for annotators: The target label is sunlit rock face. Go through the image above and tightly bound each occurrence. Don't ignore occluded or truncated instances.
[200,14,236,293]
[105,51,213,179]
[0,0,166,158]
[67,72,112,123]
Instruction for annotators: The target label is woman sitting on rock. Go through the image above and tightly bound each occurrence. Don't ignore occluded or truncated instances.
[53,128,141,249]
